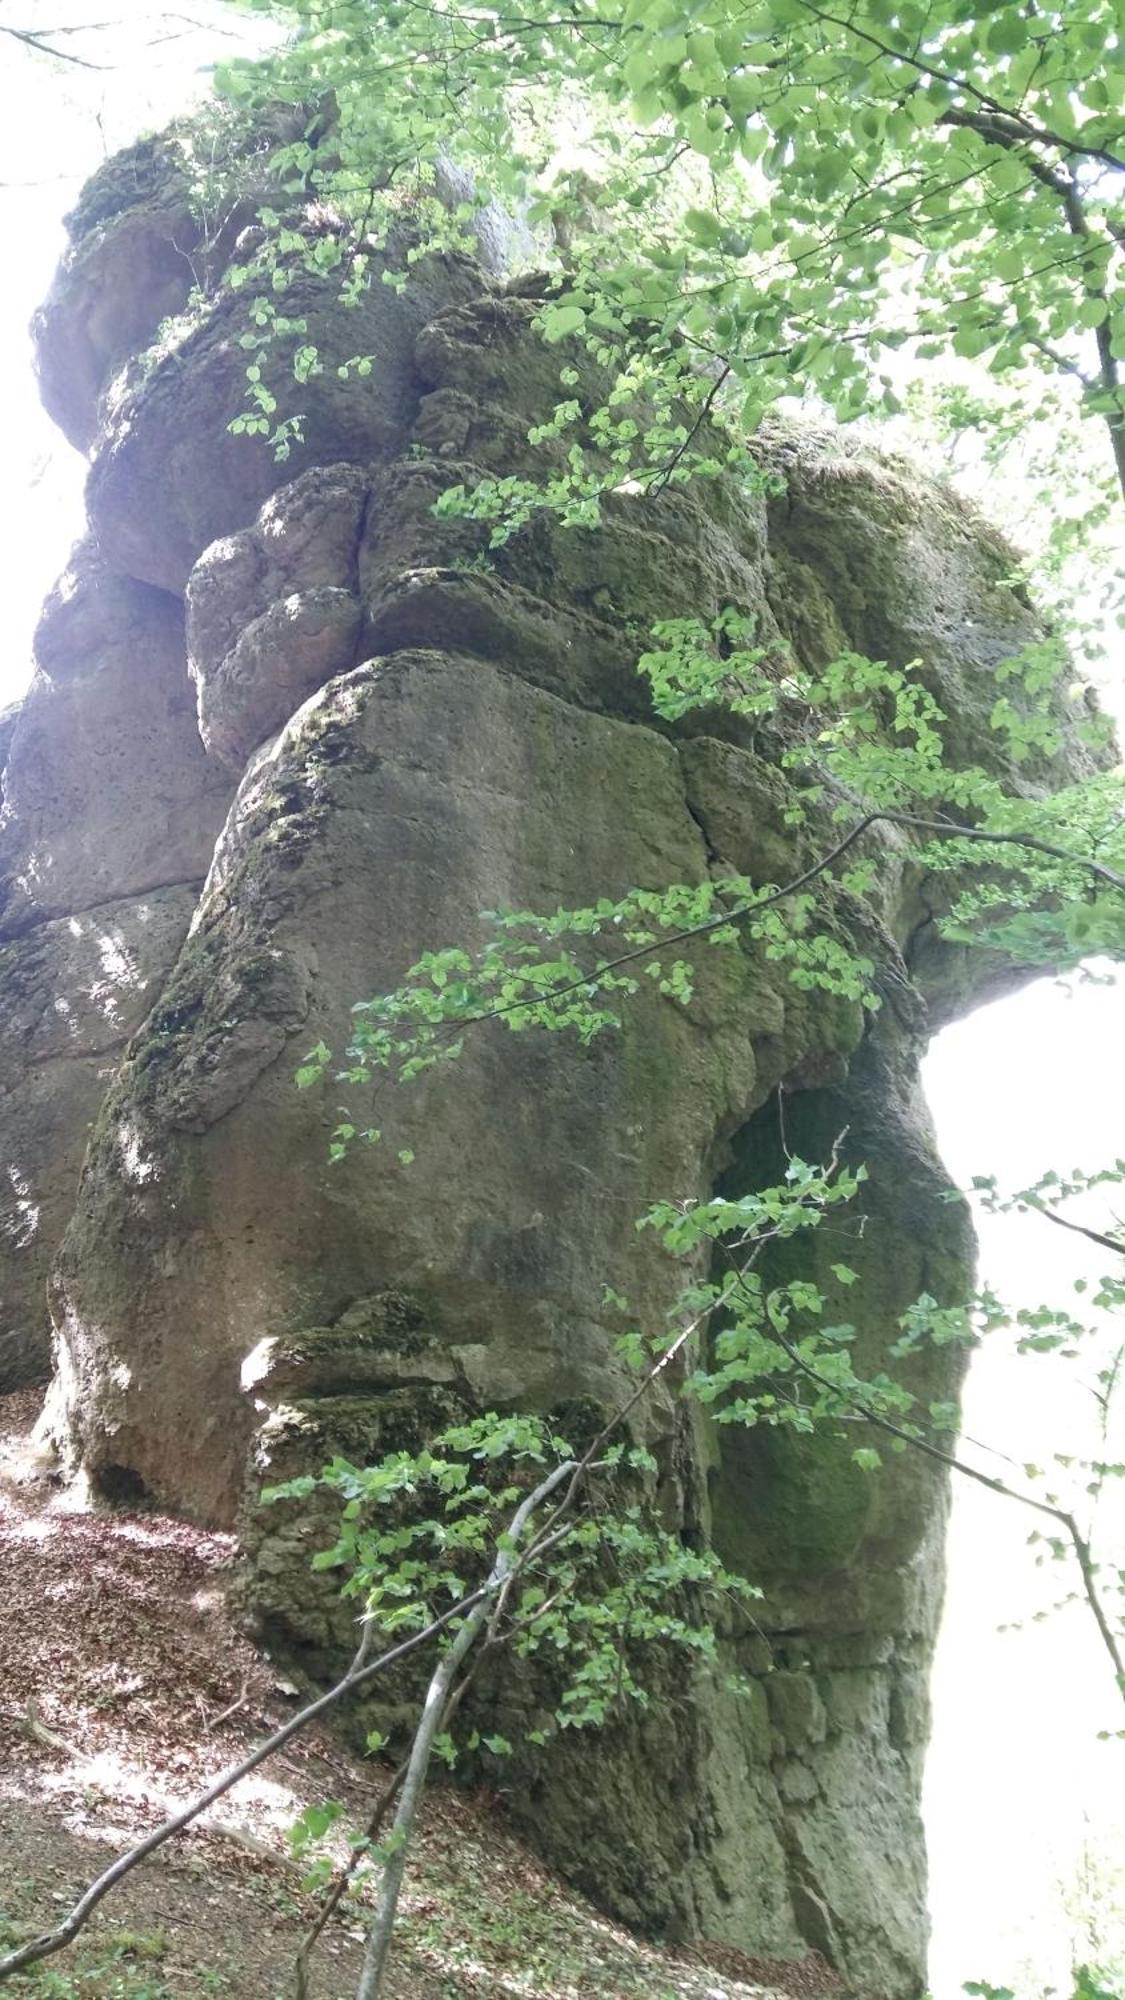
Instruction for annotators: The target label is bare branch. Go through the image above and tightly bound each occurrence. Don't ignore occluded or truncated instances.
[1035,1204,1125,1260]
[761,1308,1125,1694]
[0,1574,528,1982]
[0,24,107,67]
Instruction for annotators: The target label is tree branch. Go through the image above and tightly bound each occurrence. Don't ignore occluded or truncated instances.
[294,1625,501,1998]
[387,808,1125,1054]
[758,1297,1125,1694]
[294,1765,406,2000]
[933,105,1125,499]
[1034,1205,1125,1260]
[354,1459,577,1998]
[0,24,106,67]
[647,364,731,494]
[0,1567,545,1982]
[791,0,1125,172]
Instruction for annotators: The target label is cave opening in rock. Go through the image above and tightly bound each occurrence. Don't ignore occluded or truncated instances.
[91,1461,153,1510]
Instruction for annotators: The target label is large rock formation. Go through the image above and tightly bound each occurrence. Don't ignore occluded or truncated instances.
[2,121,1103,1995]
[0,551,234,1386]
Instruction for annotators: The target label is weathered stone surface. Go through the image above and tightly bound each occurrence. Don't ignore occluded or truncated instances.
[50,651,769,1524]
[0,887,200,1386]
[31,133,203,453]
[11,125,1112,2000]
[432,154,545,277]
[0,545,234,1384]
[31,111,329,454]
[356,463,771,726]
[761,424,1032,681]
[0,546,232,938]
[758,422,1101,789]
[187,464,368,766]
[0,701,21,772]
[86,254,488,593]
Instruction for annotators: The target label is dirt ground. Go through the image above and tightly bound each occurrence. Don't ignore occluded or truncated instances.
[0,1387,839,2000]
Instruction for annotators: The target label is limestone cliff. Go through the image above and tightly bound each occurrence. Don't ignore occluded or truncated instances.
[0,124,1101,1997]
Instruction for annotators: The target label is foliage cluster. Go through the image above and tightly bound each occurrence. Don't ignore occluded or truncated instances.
[208,0,1125,517]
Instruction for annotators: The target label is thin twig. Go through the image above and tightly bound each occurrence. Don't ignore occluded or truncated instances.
[293,1766,406,2000]
[0,24,106,66]
[760,1296,1125,1694]
[648,364,731,495]
[1034,1206,1125,1260]
[208,1678,250,1733]
[294,1649,489,1997]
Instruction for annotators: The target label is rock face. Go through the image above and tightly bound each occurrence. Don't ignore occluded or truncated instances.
[1,547,234,1386]
[2,124,1103,1996]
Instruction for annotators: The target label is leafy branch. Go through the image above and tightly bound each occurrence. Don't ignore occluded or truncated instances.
[299,799,1123,1112]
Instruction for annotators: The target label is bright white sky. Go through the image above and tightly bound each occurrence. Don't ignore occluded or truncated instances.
[924,981,1125,1998]
[1,10,1123,1996]
[0,2,273,699]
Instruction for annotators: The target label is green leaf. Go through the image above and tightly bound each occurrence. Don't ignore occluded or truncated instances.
[542,304,587,342]
[683,205,722,246]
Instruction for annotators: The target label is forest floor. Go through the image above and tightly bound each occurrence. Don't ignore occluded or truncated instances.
[0,1388,840,2000]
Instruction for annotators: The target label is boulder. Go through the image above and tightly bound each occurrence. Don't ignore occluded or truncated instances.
[757,421,1099,786]
[50,650,769,1522]
[31,108,331,453]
